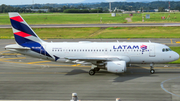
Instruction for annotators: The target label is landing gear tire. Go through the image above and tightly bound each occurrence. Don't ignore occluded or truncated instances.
[150,69,155,74]
[89,69,95,76]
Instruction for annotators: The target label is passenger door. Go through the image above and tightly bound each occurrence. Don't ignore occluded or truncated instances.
[149,45,155,57]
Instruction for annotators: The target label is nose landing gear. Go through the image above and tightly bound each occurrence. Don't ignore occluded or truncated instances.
[150,63,155,74]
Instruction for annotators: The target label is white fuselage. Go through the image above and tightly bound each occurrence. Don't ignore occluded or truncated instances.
[14,41,179,64]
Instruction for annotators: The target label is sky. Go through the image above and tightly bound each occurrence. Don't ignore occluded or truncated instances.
[0,0,122,5]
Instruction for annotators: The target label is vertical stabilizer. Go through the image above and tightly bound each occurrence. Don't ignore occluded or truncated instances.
[9,12,43,47]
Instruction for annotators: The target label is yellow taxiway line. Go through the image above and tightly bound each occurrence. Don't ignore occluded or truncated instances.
[27,61,51,64]
[175,41,180,43]
[170,39,173,44]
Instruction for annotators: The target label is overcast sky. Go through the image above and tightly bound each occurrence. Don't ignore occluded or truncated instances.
[0,0,123,5]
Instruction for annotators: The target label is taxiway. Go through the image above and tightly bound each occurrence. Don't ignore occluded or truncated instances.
[0,23,180,28]
[0,39,180,101]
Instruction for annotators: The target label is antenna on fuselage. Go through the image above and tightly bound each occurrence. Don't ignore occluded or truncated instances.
[117,40,119,43]
[149,40,151,43]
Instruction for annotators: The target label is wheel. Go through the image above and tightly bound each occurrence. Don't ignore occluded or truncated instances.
[94,68,100,72]
[150,69,155,74]
[89,69,95,75]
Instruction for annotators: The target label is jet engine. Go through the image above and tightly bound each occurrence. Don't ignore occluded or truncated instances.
[106,61,126,73]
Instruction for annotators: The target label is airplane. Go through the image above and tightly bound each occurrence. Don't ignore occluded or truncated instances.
[5,12,179,75]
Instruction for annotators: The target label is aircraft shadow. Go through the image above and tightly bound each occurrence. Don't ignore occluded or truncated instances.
[65,65,180,82]
[65,69,87,75]
[65,67,154,82]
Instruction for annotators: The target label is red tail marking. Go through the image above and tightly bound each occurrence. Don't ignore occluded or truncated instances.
[10,16,23,22]
[14,32,31,37]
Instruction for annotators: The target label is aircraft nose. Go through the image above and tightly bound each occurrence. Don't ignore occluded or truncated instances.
[173,52,179,61]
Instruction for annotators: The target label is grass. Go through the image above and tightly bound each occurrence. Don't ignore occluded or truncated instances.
[0,27,101,39]
[0,13,128,25]
[132,12,180,23]
[1,26,180,39]
[34,27,101,39]
[168,47,180,64]
[1,12,180,25]
[91,26,180,38]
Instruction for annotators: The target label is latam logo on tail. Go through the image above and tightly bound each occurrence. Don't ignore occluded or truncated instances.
[140,45,147,50]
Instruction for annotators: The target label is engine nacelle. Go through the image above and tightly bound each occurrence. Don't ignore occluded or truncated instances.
[106,61,126,73]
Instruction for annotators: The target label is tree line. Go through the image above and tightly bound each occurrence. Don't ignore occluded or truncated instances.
[1,1,180,13]
[63,9,102,13]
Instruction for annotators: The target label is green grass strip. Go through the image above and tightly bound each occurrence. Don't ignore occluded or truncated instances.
[1,26,180,39]
[0,13,128,25]
[1,12,180,25]
[91,26,180,38]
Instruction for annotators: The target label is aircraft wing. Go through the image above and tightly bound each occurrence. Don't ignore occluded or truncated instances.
[65,57,121,61]
[65,56,130,65]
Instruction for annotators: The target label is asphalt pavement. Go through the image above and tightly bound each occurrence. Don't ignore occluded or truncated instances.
[0,39,180,101]
[0,23,180,28]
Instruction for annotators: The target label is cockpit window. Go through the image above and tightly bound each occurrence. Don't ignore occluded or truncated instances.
[162,49,165,52]
[168,48,172,51]
[162,48,172,52]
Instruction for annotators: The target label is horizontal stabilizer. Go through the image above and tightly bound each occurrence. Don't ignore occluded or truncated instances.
[5,44,30,50]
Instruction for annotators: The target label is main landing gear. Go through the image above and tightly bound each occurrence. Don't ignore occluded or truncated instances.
[89,68,100,76]
[89,69,95,75]
[150,63,155,74]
